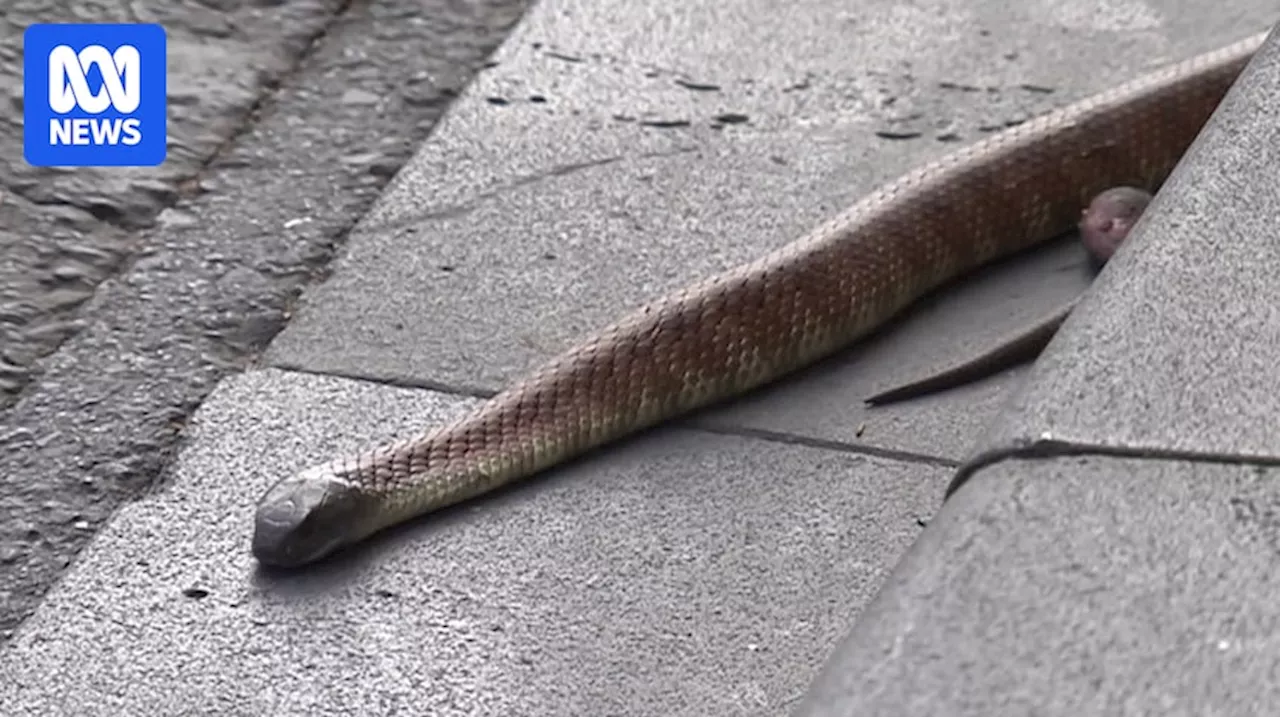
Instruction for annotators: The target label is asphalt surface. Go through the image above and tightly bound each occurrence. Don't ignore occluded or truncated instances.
[1,0,341,403]
[2,0,1277,714]
[0,0,528,638]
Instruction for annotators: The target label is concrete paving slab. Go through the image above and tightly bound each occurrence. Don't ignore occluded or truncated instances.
[963,25,1280,469]
[796,456,1280,716]
[268,0,1272,464]
[0,369,949,715]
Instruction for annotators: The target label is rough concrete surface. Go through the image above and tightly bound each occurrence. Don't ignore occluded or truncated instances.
[0,369,948,716]
[798,458,1280,716]
[967,31,1280,465]
[0,0,529,638]
[4,0,1279,714]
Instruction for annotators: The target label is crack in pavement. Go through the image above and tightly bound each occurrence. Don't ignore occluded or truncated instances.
[274,362,500,403]
[362,146,701,232]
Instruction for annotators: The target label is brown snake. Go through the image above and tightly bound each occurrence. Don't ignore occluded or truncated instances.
[252,30,1268,568]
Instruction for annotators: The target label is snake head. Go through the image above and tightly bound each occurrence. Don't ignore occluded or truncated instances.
[251,464,371,568]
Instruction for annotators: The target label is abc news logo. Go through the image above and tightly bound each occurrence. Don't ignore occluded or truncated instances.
[47,44,144,147]
[23,23,167,167]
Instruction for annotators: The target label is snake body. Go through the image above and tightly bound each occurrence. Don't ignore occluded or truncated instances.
[253,31,1266,568]
[863,184,1160,404]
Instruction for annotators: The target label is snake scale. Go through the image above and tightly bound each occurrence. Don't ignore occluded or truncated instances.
[253,30,1268,568]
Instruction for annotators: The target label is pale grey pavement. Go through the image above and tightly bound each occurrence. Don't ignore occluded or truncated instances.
[2,0,1277,715]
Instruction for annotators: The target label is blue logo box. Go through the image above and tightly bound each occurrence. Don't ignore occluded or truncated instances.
[23,23,167,167]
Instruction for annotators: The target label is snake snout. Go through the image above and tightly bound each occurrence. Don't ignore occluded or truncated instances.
[251,465,361,568]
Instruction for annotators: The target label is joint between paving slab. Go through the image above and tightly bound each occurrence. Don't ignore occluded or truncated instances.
[695,424,961,469]
[276,362,962,469]
[947,439,1280,498]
